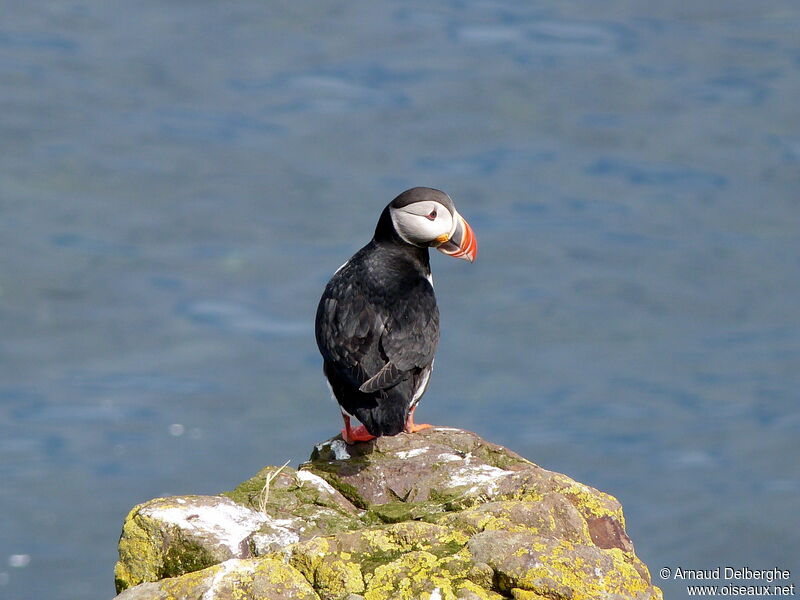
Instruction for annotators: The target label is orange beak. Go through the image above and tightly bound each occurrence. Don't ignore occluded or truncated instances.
[436,214,477,263]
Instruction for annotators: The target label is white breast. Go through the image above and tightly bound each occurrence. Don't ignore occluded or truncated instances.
[411,364,433,407]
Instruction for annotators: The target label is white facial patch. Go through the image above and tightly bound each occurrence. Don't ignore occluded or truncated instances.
[390,201,454,246]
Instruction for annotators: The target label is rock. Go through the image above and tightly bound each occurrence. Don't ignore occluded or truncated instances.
[114,428,662,600]
[114,466,362,591]
[115,558,320,600]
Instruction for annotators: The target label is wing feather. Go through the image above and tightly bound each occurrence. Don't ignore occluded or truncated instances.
[358,361,405,393]
[315,252,439,395]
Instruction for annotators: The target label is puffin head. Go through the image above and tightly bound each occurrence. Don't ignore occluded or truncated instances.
[385,187,477,262]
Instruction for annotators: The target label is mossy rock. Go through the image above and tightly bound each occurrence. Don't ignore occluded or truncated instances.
[114,469,363,592]
[115,558,319,600]
[114,427,662,600]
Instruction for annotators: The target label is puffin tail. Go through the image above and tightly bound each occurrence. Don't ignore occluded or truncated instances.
[354,390,408,437]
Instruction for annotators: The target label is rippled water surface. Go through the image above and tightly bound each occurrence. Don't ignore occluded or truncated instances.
[2,2,799,598]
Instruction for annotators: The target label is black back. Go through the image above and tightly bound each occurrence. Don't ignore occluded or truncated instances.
[315,211,440,436]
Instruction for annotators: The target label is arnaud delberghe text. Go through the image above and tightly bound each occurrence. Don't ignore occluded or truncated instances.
[673,567,791,582]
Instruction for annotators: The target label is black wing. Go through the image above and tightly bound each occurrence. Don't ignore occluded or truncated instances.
[315,266,439,393]
[377,275,439,375]
[316,280,382,388]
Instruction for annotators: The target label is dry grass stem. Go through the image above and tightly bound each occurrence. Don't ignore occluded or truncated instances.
[257,460,290,513]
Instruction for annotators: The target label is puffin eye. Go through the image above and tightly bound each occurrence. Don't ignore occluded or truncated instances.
[426,209,437,221]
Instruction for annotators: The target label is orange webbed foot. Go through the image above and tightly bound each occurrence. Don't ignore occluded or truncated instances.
[341,416,376,444]
[404,422,432,433]
[403,406,431,434]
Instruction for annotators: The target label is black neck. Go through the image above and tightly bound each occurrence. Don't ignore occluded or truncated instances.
[373,206,431,272]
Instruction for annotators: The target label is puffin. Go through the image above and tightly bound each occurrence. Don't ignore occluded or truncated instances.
[315,187,477,444]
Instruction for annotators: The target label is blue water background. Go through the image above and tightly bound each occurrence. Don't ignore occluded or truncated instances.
[1,2,799,598]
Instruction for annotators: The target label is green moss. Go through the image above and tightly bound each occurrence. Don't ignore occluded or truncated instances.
[427,488,477,510]
[499,488,544,505]
[114,504,222,593]
[367,500,447,524]
[223,465,336,513]
[114,430,662,600]
[161,539,217,580]
[429,539,466,559]
[358,548,407,576]
[114,505,165,592]
[222,466,282,508]
[470,445,530,471]
[307,470,370,510]
[291,504,364,534]
[222,465,365,544]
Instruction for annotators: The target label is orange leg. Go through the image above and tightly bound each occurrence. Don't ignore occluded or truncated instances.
[341,415,376,445]
[404,405,431,434]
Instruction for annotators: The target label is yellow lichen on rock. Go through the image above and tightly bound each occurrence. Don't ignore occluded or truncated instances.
[455,580,506,599]
[313,553,366,598]
[364,550,452,600]
[115,558,321,600]
[115,500,197,592]
[515,545,652,600]
[470,530,655,600]
[160,562,224,600]
[113,428,661,600]
[436,496,592,548]
[510,588,550,600]
[552,475,626,524]
[252,558,321,600]
[115,505,162,591]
